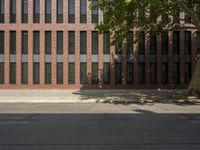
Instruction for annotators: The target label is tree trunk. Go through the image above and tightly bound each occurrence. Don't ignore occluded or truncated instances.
[187,57,200,97]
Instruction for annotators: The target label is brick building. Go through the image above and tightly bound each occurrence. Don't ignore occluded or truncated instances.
[0,0,199,89]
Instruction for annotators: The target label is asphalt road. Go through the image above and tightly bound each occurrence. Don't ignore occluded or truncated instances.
[0,104,200,150]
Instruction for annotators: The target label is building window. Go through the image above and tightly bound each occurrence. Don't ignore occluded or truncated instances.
[103,62,110,84]
[150,33,157,55]
[57,62,63,84]
[173,31,180,55]
[92,62,98,84]
[21,62,28,84]
[68,0,75,23]
[33,0,40,23]
[10,31,16,54]
[80,31,87,54]
[185,0,191,23]
[68,62,75,84]
[80,0,87,23]
[184,31,191,54]
[57,31,63,54]
[0,62,4,84]
[21,31,28,54]
[139,32,145,55]
[127,32,133,54]
[184,63,191,84]
[196,32,200,54]
[33,31,40,54]
[161,32,168,55]
[0,0,4,23]
[92,0,98,23]
[21,0,28,23]
[161,63,168,84]
[173,11,180,24]
[92,31,98,54]
[115,41,122,54]
[127,62,134,84]
[57,0,63,23]
[45,62,51,84]
[173,63,180,84]
[138,63,145,84]
[33,62,40,84]
[80,62,87,84]
[45,0,51,23]
[68,31,75,54]
[103,32,110,54]
[10,0,16,23]
[0,31,4,54]
[115,62,122,84]
[150,63,157,84]
[45,31,51,54]
[9,62,16,84]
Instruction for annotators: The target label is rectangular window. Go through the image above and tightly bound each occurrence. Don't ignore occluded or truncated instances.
[33,0,40,23]
[33,31,40,54]
[138,63,145,84]
[103,62,110,84]
[161,63,168,84]
[150,34,157,55]
[184,31,191,54]
[115,42,122,54]
[139,32,145,54]
[21,0,28,23]
[45,31,51,54]
[21,62,28,84]
[92,31,98,54]
[33,62,40,84]
[127,62,134,84]
[80,31,87,54]
[173,11,180,24]
[185,0,191,23]
[68,31,75,54]
[127,32,133,54]
[0,31,4,54]
[196,32,200,54]
[92,62,98,84]
[161,32,168,55]
[184,63,191,84]
[68,62,75,84]
[0,0,4,23]
[45,0,51,23]
[45,62,51,84]
[80,0,87,23]
[9,62,16,84]
[103,32,110,54]
[92,0,98,23]
[150,63,157,84]
[115,62,122,84]
[80,62,87,84]
[21,31,28,54]
[68,0,75,23]
[57,0,63,23]
[0,62,4,84]
[10,31,16,54]
[57,62,63,84]
[10,0,16,23]
[57,31,63,54]
[173,31,180,54]
[173,63,180,84]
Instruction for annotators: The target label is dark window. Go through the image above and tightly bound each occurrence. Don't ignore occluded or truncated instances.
[173,11,180,23]
[33,62,40,84]
[92,31,98,54]
[9,62,16,84]
[33,0,40,23]
[0,31,4,54]
[33,31,40,54]
[138,63,145,84]
[184,63,191,84]
[0,0,4,23]
[150,63,157,84]
[173,63,180,84]
[45,62,51,84]
[0,62,4,84]
[68,62,75,84]
[21,0,28,23]
[184,31,191,54]
[68,0,75,23]
[161,63,168,84]
[115,41,122,55]
[10,0,16,23]
[80,31,87,54]
[92,62,98,84]
[80,0,87,23]
[150,33,157,55]
[115,62,122,84]
[57,0,63,23]
[185,0,191,23]
[57,62,63,84]
[10,31,16,54]
[196,32,200,54]
[21,62,28,84]
[139,32,145,54]
[92,0,98,23]
[127,62,134,84]
[103,62,110,84]
[80,62,87,84]
[21,31,28,54]
[127,32,133,54]
[68,31,75,54]
[161,32,168,55]
[57,31,63,54]
[103,32,110,54]
[45,31,51,54]
[173,31,180,54]
[45,0,51,23]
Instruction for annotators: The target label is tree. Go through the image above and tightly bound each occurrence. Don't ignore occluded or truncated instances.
[93,0,200,97]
